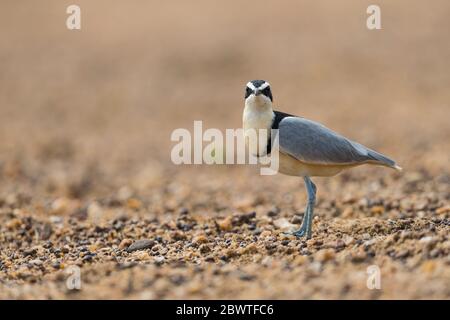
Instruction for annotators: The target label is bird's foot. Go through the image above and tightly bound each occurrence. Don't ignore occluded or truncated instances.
[283,227,311,239]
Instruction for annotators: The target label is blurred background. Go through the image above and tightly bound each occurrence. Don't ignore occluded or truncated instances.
[1,0,449,191]
[0,0,449,299]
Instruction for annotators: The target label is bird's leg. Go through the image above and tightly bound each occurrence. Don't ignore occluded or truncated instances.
[289,177,316,239]
[304,177,316,239]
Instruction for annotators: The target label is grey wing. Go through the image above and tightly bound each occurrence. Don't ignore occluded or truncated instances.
[276,117,396,167]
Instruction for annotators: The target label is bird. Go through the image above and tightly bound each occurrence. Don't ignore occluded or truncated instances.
[242,79,402,239]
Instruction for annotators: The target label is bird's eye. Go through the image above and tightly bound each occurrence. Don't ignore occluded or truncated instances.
[262,87,272,101]
[245,87,252,99]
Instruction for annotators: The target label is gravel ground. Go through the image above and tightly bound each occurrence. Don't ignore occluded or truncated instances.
[0,168,449,299]
[0,1,449,299]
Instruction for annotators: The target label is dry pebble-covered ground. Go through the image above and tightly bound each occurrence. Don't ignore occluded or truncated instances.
[0,168,449,299]
[0,1,449,299]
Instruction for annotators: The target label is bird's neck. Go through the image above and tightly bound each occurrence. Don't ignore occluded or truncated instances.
[243,99,274,132]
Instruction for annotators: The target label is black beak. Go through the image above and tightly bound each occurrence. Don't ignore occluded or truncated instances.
[254,89,261,96]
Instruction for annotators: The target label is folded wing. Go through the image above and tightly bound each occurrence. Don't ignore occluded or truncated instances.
[276,116,396,167]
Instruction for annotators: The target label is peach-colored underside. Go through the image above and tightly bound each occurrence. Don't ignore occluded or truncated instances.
[276,152,392,177]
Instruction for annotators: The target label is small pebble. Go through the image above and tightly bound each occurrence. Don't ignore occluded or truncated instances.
[217,216,233,231]
[127,239,155,252]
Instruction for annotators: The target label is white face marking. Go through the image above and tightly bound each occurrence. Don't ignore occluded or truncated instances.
[258,81,270,90]
[246,82,257,91]
[246,81,271,91]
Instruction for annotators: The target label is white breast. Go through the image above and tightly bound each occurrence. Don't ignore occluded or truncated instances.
[242,100,274,157]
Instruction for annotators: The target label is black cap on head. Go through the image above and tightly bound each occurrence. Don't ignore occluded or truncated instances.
[251,80,266,88]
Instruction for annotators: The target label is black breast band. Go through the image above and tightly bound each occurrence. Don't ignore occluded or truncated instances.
[266,110,295,155]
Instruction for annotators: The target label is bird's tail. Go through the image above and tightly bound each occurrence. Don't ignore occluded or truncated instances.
[367,149,402,172]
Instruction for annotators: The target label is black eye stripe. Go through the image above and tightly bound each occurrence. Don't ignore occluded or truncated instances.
[244,85,273,101]
[261,87,273,101]
[245,87,252,99]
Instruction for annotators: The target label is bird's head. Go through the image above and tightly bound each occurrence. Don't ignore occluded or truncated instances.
[245,80,273,108]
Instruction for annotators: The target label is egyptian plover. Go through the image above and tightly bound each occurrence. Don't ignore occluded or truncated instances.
[243,80,402,239]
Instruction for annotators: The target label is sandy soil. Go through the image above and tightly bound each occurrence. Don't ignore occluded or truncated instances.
[0,1,449,299]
